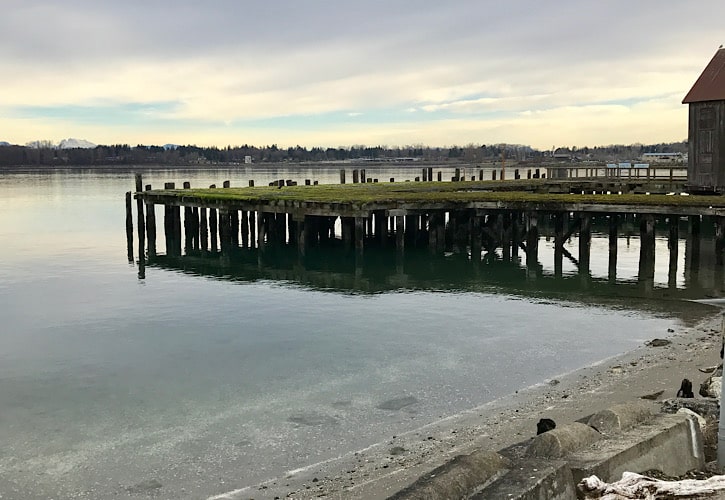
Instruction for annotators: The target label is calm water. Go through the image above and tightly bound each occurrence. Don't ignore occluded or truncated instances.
[0,166,720,499]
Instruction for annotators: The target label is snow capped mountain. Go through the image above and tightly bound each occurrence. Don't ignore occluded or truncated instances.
[163,144,179,150]
[59,138,96,149]
[0,141,10,147]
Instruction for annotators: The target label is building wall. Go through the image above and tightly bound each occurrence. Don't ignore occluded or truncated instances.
[688,100,725,190]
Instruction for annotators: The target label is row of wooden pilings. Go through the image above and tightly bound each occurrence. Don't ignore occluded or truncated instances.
[127,176,725,287]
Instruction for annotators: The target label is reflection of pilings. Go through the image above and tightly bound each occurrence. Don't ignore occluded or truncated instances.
[608,214,618,283]
[638,214,656,292]
[668,216,679,288]
[126,191,134,262]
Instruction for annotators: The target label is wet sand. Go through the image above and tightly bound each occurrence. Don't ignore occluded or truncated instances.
[223,308,723,500]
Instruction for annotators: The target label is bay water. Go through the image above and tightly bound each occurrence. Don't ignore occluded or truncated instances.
[0,166,718,499]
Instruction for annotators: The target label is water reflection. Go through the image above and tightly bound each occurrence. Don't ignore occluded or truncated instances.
[143,240,722,320]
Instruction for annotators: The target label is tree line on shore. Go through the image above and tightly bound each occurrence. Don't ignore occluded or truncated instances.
[0,141,687,167]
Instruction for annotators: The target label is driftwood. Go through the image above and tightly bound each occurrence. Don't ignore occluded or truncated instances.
[579,472,725,499]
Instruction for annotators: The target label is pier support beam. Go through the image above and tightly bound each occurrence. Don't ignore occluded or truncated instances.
[525,212,539,271]
[716,217,725,266]
[257,212,267,251]
[579,213,591,277]
[395,215,405,256]
[639,214,656,293]
[354,217,365,258]
[554,212,564,277]
[609,214,618,283]
[668,216,679,287]
[471,215,482,262]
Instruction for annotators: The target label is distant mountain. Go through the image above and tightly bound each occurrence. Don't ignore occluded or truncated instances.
[0,141,10,147]
[59,138,96,149]
[163,144,179,150]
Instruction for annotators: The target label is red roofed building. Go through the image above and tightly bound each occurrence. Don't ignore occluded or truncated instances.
[683,47,725,192]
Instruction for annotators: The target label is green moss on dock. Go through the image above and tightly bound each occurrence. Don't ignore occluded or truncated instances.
[146,180,725,208]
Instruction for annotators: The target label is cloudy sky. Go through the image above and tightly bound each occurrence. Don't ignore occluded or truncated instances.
[1,1,723,150]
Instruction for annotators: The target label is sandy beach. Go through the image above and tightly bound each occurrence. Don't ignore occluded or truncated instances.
[228,306,723,500]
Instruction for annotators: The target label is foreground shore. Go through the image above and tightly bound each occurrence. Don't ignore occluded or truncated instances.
[225,306,723,500]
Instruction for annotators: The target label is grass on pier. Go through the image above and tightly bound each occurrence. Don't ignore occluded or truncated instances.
[148,180,725,208]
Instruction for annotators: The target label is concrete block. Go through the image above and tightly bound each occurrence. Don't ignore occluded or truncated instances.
[471,459,576,500]
[586,402,652,435]
[387,450,510,500]
[527,423,602,459]
[568,413,704,492]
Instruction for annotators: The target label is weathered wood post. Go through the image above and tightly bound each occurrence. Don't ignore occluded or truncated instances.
[340,169,346,184]
[422,168,428,182]
[248,180,255,187]
[668,216,679,288]
[471,214,482,262]
[145,185,156,257]
[375,211,387,247]
[126,191,134,262]
[579,213,591,276]
[554,212,564,277]
[199,207,208,251]
[638,214,656,292]
[716,216,725,266]
[249,211,256,248]
[257,212,267,251]
[352,169,359,183]
[240,211,249,248]
[608,214,618,283]
[437,171,442,182]
[428,167,433,182]
[223,180,230,188]
[296,216,307,257]
[360,169,366,183]
[230,210,239,248]
[525,211,539,271]
[395,214,405,256]
[209,207,218,253]
[133,176,146,276]
[354,216,365,257]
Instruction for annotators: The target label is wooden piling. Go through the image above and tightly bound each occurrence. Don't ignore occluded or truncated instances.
[125,191,134,262]
[145,185,156,257]
[579,213,591,276]
[353,169,359,183]
[554,212,564,277]
[525,212,538,270]
[608,214,618,283]
[354,217,364,257]
[668,216,679,287]
[340,170,346,184]
[209,208,218,252]
[241,211,249,248]
[638,214,656,289]
[395,215,405,254]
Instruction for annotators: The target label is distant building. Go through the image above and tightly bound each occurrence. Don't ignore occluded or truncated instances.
[683,47,725,192]
[244,155,252,164]
[640,152,685,163]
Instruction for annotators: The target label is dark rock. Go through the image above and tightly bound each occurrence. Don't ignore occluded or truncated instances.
[677,379,694,398]
[536,418,556,435]
[389,446,406,455]
[661,398,720,417]
[640,390,665,400]
[647,338,671,347]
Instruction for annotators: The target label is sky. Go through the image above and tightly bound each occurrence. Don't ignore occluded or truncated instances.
[1,0,723,150]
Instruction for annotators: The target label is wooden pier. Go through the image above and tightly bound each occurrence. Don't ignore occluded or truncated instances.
[128,171,725,290]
